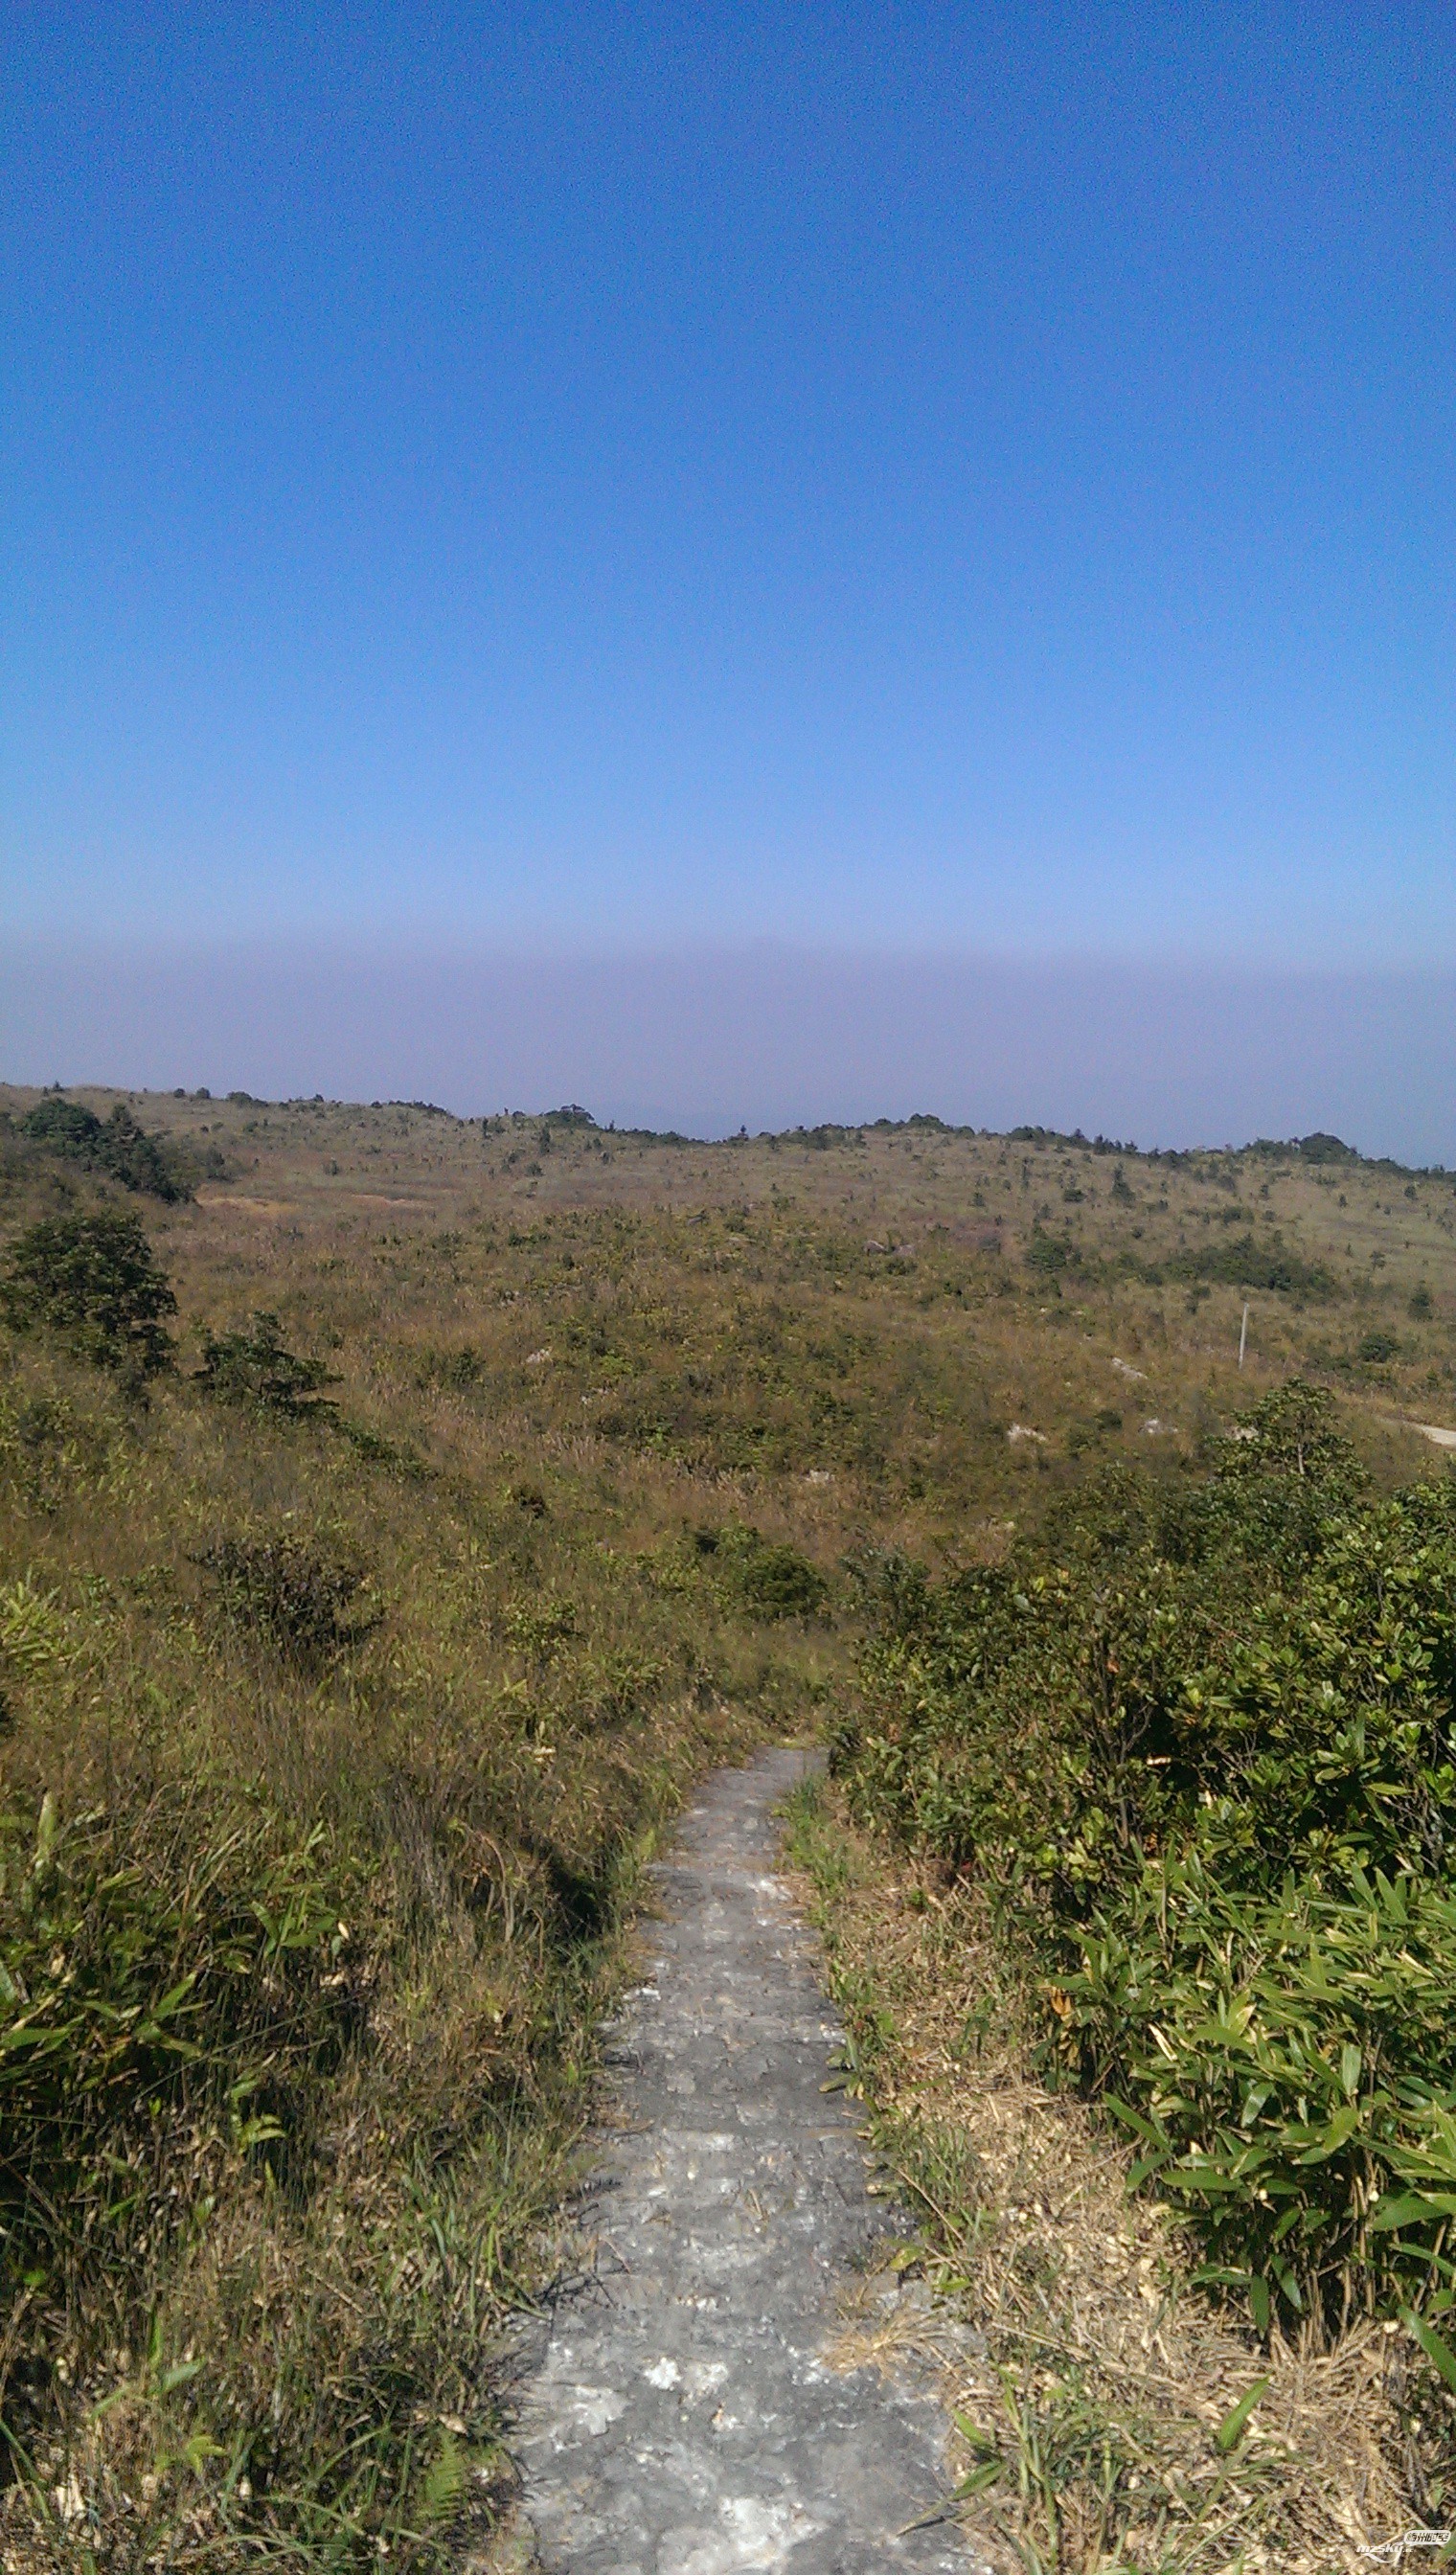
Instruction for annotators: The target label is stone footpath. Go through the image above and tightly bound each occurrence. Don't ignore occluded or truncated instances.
[501,1747,994,2574]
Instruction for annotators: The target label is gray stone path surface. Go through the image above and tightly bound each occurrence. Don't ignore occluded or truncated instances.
[502,1747,990,2574]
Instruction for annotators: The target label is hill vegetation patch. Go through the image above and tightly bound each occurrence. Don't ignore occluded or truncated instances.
[0,1084,1450,2566]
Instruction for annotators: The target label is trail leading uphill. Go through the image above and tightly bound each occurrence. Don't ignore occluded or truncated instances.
[501,1748,993,2574]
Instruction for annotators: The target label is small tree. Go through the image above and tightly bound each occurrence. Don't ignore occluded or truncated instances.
[21,1098,105,1157]
[194,1312,336,1418]
[1214,1379,1362,1488]
[0,1210,176,1378]
[98,1104,186,1201]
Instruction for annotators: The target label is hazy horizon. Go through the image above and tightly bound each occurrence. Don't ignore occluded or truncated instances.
[4,937,1452,1168]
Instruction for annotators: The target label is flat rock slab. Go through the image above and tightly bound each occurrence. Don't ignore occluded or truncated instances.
[504,1748,990,2574]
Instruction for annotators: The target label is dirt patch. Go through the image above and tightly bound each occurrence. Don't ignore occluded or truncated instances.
[194,1191,297,1219]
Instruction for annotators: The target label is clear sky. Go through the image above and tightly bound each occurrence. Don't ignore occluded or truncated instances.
[3,6,1454,1011]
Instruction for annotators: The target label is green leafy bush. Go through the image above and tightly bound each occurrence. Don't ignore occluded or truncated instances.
[709,1523,828,1620]
[1166,1233,1336,1297]
[1063,1857,1456,2335]
[21,1096,188,1200]
[194,1310,337,1416]
[1025,1228,1075,1274]
[0,1789,354,2280]
[834,1384,1456,2332]
[195,1531,376,1668]
[0,1208,177,1378]
[0,1385,115,1511]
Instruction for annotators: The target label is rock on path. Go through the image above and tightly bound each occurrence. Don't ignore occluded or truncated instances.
[503,1747,990,2574]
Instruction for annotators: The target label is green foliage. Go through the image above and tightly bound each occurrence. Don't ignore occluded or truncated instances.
[1290,1131,1358,1165]
[194,1530,376,1668]
[194,1310,337,1416]
[1069,1859,1456,2333]
[1202,1376,1364,1491]
[707,1523,829,1620]
[1025,1228,1075,1275]
[0,1383,115,1512]
[20,1098,104,1156]
[0,1207,177,1377]
[1165,1234,1337,1297]
[0,1789,353,2274]
[21,1096,188,1199]
[835,1383,1456,2331]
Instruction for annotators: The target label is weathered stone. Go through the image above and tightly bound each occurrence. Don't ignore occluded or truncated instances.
[503,1749,995,2573]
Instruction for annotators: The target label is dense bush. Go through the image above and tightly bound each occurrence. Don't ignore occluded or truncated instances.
[702,1522,829,1620]
[195,1530,376,1667]
[20,1096,189,1200]
[0,1208,177,1378]
[1166,1232,1336,1296]
[195,1310,337,1416]
[834,1384,1456,2333]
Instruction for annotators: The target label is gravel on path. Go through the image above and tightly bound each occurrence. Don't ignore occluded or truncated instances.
[501,1746,992,2575]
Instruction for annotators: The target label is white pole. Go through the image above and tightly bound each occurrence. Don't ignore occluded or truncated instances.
[1239,1302,1249,1369]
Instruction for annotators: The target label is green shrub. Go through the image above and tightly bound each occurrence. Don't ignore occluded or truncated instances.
[1061,1857,1456,2333]
[835,1384,1456,2331]
[195,1531,376,1668]
[0,1208,177,1378]
[21,1096,187,1200]
[194,1310,337,1416]
[0,1384,115,1511]
[714,1524,828,1620]
[20,1097,105,1158]
[1025,1228,1075,1274]
[1167,1233,1336,1297]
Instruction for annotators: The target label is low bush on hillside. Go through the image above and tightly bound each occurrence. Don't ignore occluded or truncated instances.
[1166,1232,1338,1297]
[0,1208,177,1379]
[18,1097,192,1200]
[194,1310,337,1416]
[194,1529,376,1667]
[832,1383,1456,2337]
[698,1522,829,1620]
[0,1789,356,2274]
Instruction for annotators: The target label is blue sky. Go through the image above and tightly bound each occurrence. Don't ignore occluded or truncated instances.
[3,3,1454,994]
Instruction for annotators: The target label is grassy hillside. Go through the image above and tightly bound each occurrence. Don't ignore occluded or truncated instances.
[0,1084,1451,2567]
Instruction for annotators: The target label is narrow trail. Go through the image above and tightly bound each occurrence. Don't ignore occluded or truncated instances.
[1380,1415,1456,1451]
[502,1747,991,2574]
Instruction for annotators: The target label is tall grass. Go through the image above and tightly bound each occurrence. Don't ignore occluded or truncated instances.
[0,1333,779,2565]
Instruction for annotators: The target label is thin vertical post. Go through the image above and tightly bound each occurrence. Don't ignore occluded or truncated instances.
[1239,1302,1249,1369]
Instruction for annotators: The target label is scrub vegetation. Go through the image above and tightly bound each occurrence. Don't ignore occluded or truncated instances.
[0,1082,1452,2568]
